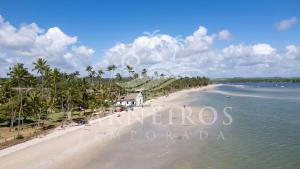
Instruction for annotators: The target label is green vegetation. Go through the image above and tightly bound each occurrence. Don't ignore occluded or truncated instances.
[142,78,171,91]
[145,77,211,99]
[0,59,124,144]
[0,60,210,146]
[117,78,150,89]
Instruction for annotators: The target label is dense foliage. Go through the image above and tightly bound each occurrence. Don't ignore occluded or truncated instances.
[0,60,211,138]
[0,59,126,134]
[145,77,211,98]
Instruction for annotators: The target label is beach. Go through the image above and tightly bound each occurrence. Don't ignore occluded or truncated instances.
[0,85,217,169]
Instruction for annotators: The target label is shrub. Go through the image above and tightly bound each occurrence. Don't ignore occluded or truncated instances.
[16,134,24,140]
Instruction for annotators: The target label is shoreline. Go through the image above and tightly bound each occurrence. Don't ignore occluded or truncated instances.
[0,84,218,161]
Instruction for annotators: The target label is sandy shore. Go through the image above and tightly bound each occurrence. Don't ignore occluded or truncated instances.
[0,84,217,169]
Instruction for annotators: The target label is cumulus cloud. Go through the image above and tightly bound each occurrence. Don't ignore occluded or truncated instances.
[275,17,299,31]
[218,30,231,40]
[285,45,300,60]
[1,14,299,78]
[99,26,300,77]
[100,33,182,69]
[0,15,94,76]
[185,27,211,49]
[252,44,276,56]
[72,45,95,57]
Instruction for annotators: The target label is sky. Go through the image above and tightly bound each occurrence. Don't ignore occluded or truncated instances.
[0,0,300,78]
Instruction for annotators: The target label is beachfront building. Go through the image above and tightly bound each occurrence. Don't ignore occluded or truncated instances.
[116,92,144,107]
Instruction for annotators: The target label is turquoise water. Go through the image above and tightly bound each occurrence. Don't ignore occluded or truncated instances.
[187,83,300,168]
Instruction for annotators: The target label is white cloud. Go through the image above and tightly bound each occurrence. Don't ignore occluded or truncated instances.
[275,17,299,31]
[252,44,276,56]
[1,14,299,78]
[0,19,43,49]
[99,26,300,77]
[285,45,300,60]
[218,30,231,40]
[185,26,214,52]
[0,15,94,76]
[36,27,77,53]
[72,45,95,57]
[100,34,182,69]
[222,44,278,66]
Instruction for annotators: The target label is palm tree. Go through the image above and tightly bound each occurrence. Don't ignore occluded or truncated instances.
[126,65,134,79]
[25,91,41,131]
[86,65,93,72]
[133,73,139,79]
[97,70,104,85]
[1,79,17,131]
[86,65,94,84]
[91,70,96,85]
[33,58,49,95]
[33,58,49,126]
[49,68,61,111]
[154,71,158,79]
[61,72,82,123]
[115,73,122,82]
[107,64,117,93]
[108,65,117,77]
[7,63,31,136]
[141,68,148,79]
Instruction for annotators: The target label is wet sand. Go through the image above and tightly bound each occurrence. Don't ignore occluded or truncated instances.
[0,85,217,169]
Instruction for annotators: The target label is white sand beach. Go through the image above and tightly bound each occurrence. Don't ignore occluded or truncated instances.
[0,85,217,169]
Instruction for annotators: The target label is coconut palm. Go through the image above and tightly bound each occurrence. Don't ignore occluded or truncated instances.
[1,79,17,131]
[107,65,117,77]
[33,58,50,125]
[126,65,134,79]
[107,64,117,93]
[25,91,41,130]
[7,63,31,136]
[33,58,49,93]
[86,65,94,84]
[50,68,61,92]
[49,68,61,110]
[91,70,96,85]
[154,71,158,79]
[115,73,122,82]
[96,70,104,85]
[133,73,139,79]
[141,68,148,79]
[61,72,82,123]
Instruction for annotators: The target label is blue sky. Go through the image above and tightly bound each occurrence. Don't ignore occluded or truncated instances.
[0,0,300,77]
[1,0,299,51]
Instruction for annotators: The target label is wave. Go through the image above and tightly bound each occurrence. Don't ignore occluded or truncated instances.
[208,89,299,100]
[221,83,300,93]
[208,90,274,99]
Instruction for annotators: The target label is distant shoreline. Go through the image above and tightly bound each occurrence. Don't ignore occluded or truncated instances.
[213,77,300,83]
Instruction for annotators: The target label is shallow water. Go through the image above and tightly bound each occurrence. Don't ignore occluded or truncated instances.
[186,83,300,169]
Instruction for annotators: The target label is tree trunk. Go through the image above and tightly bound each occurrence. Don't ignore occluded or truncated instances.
[9,90,15,131]
[17,79,23,136]
[49,82,57,112]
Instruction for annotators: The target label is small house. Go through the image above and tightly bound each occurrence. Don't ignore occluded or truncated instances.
[116,92,144,107]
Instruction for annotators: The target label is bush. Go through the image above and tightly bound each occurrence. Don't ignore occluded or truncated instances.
[16,134,24,140]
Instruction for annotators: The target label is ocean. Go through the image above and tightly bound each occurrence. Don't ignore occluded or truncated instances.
[185,83,300,169]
